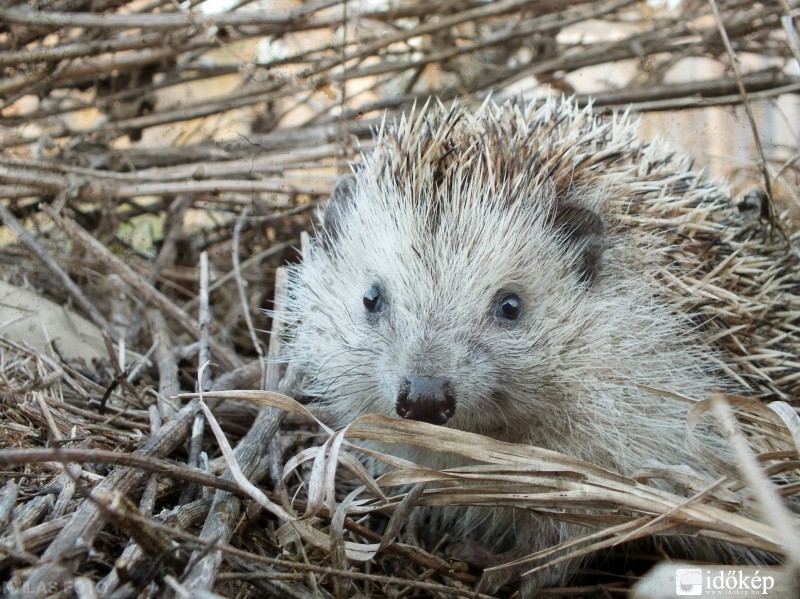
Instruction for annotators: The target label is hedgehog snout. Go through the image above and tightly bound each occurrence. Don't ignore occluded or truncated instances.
[395,376,456,425]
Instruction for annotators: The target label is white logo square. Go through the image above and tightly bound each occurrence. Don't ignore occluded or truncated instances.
[675,568,703,596]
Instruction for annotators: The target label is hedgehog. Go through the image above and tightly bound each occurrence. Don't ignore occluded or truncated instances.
[279,96,800,594]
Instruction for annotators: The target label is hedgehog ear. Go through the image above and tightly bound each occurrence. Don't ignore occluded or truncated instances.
[553,203,605,286]
[321,174,357,246]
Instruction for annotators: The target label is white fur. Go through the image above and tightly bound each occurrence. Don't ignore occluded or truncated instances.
[279,97,742,591]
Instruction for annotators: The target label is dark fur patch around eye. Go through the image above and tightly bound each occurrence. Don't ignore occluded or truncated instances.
[553,203,605,286]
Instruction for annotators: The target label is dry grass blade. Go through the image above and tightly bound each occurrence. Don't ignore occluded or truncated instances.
[710,395,800,581]
[271,400,798,588]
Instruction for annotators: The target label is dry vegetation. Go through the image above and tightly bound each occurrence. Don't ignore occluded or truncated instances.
[1,0,800,597]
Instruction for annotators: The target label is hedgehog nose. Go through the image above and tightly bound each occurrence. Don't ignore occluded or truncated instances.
[396,376,456,425]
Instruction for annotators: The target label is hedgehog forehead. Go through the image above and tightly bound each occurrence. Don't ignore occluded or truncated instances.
[316,99,621,316]
[368,103,560,206]
[328,174,561,317]
[366,97,645,216]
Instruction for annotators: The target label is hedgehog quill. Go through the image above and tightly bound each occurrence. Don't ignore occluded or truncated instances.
[279,96,800,594]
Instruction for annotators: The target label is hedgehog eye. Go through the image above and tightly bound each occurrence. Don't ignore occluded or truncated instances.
[495,293,522,321]
[363,286,384,314]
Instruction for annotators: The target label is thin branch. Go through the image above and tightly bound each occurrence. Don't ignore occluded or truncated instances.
[708,0,776,220]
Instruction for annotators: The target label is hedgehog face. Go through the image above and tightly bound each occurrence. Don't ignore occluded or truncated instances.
[282,99,715,463]
[285,164,611,441]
